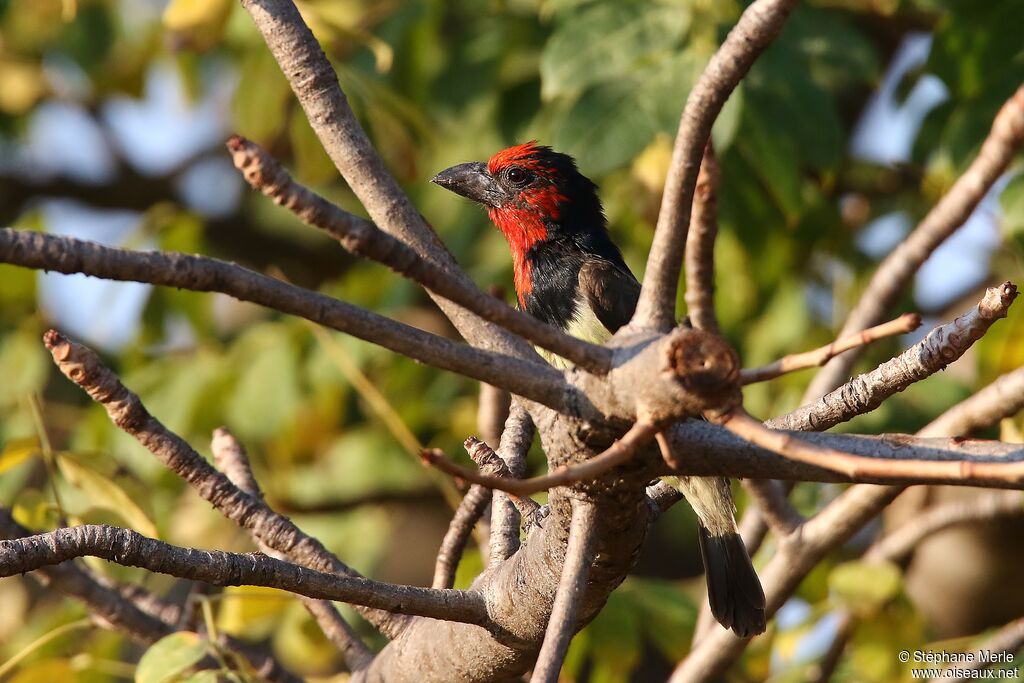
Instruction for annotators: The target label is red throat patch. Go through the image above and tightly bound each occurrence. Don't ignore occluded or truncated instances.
[486,142,569,307]
[488,206,547,306]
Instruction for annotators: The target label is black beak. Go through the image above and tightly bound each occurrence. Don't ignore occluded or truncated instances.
[431,162,507,208]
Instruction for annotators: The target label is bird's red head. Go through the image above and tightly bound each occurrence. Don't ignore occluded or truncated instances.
[432,142,606,304]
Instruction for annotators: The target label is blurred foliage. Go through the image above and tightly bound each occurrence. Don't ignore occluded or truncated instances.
[1,0,1023,680]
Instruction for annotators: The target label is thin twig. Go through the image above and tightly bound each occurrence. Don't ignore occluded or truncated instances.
[0,229,571,410]
[530,500,598,683]
[770,283,1018,433]
[227,136,612,374]
[633,0,798,329]
[465,437,542,523]
[487,404,538,565]
[0,525,490,625]
[211,428,374,671]
[423,421,659,497]
[740,313,922,384]
[684,141,722,334]
[806,84,1024,399]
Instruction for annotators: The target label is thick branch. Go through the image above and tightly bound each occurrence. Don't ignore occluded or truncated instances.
[530,501,598,683]
[721,407,1024,488]
[806,84,1024,398]
[211,428,374,670]
[227,136,612,374]
[684,141,721,334]
[771,283,1017,432]
[0,228,570,409]
[740,313,921,384]
[633,0,798,329]
[0,525,489,624]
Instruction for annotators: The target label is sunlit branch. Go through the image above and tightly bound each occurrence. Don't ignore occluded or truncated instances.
[42,329,406,636]
[805,84,1024,399]
[423,421,659,497]
[0,525,489,624]
[770,283,1018,433]
[633,0,798,329]
[684,141,722,334]
[0,228,570,409]
[740,313,921,385]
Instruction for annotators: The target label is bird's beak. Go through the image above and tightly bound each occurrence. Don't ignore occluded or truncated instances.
[431,162,507,208]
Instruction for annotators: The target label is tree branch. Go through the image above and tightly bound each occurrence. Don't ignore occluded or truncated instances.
[770,283,1017,432]
[684,141,721,334]
[805,84,1024,399]
[0,525,489,624]
[919,366,1024,438]
[42,329,408,636]
[0,509,303,683]
[867,490,1024,563]
[672,364,1024,680]
[432,484,492,590]
[239,0,541,369]
[226,136,613,374]
[0,228,570,409]
[530,500,598,683]
[211,428,374,671]
[484,404,539,565]
[632,0,798,329]
[740,313,921,385]
[424,421,659,497]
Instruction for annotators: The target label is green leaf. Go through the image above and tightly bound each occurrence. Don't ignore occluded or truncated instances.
[232,48,292,143]
[135,632,210,683]
[56,452,159,538]
[553,51,700,174]
[0,326,49,408]
[622,578,697,661]
[829,560,903,614]
[540,2,690,99]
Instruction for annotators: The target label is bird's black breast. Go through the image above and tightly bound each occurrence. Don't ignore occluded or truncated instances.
[521,234,640,337]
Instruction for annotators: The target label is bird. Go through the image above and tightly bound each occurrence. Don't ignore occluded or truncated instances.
[431,141,766,638]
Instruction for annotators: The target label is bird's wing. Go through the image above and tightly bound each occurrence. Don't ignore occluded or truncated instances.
[578,257,641,335]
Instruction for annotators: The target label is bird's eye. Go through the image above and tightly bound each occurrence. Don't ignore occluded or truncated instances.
[505,166,530,186]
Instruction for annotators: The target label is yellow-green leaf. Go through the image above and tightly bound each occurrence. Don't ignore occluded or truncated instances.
[57,453,159,538]
[135,632,210,683]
